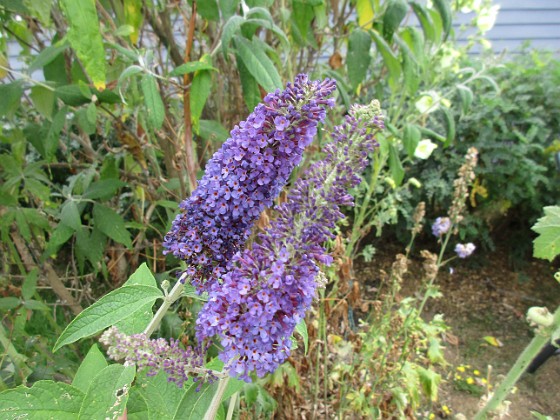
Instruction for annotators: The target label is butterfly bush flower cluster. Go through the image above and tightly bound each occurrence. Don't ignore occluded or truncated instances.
[430,148,479,259]
[431,217,451,237]
[196,100,384,381]
[455,243,476,258]
[100,326,217,388]
[163,75,336,291]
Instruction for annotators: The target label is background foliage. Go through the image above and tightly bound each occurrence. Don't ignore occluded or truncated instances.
[0,0,559,417]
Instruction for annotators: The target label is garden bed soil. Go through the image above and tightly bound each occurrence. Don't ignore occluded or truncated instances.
[356,244,560,419]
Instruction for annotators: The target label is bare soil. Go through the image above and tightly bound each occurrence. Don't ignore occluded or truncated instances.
[357,244,560,419]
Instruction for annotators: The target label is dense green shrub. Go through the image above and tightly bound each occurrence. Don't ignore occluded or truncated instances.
[405,50,560,254]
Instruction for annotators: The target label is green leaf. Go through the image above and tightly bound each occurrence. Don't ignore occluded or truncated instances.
[433,0,452,41]
[60,0,106,89]
[190,0,219,21]
[169,61,217,77]
[127,387,149,420]
[22,268,39,300]
[44,223,75,257]
[30,86,55,119]
[28,41,69,73]
[233,36,282,93]
[399,40,419,95]
[371,30,401,90]
[135,371,188,419]
[456,84,473,115]
[440,107,455,148]
[400,27,425,65]
[0,381,84,419]
[532,206,560,262]
[141,74,165,131]
[75,227,105,268]
[72,344,108,393]
[55,85,90,106]
[93,204,132,249]
[410,2,435,44]
[291,0,315,45]
[198,120,230,143]
[60,200,82,231]
[388,142,404,186]
[78,364,136,420]
[417,366,441,402]
[219,0,240,20]
[53,285,163,351]
[22,300,49,311]
[174,381,223,418]
[124,0,143,43]
[403,124,421,158]
[356,0,374,28]
[294,319,309,355]
[236,54,261,112]
[0,297,20,311]
[221,15,245,58]
[45,107,67,161]
[84,179,126,200]
[114,263,158,334]
[0,81,23,117]
[346,28,371,90]
[383,0,408,41]
[190,55,213,134]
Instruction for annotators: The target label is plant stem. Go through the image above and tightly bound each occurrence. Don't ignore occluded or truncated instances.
[226,392,238,420]
[204,377,230,420]
[143,273,187,336]
[474,306,560,419]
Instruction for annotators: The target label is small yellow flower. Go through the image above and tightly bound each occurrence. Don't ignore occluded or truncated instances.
[455,374,463,380]
[429,413,436,420]
[512,386,518,394]
[442,405,452,415]
[456,366,466,373]
[481,378,488,385]
[466,377,475,385]
[473,369,480,376]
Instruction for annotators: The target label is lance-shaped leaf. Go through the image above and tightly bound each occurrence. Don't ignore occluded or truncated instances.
[93,203,133,249]
[346,28,371,90]
[0,381,84,419]
[141,74,165,130]
[233,36,282,93]
[60,0,106,89]
[53,285,163,351]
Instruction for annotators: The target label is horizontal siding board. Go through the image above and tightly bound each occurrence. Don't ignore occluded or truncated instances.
[497,0,560,10]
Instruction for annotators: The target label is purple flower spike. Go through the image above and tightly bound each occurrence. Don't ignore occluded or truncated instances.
[196,101,384,381]
[455,243,476,258]
[163,75,336,292]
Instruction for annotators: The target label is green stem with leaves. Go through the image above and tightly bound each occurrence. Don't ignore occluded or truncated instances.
[143,273,187,336]
[474,306,560,420]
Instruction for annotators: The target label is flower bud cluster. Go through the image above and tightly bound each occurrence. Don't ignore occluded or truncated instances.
[100,326,217,388]
[163,75,336,291]
[449,147,478,227]
[196,101,384,381]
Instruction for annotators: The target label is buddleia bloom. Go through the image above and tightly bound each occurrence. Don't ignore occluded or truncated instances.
[163,75,336,292]
[196,101,384,381]
[100,327,216,388]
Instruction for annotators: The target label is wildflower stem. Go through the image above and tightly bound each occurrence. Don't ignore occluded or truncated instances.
[204,377,229,420]
[474,306,560,419]
[143,273,187,336]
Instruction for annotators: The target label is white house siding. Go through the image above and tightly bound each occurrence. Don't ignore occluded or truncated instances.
[455,0,560,54]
